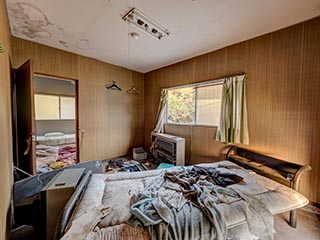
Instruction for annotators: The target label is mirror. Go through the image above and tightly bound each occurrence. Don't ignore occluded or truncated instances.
[34,75,78,173]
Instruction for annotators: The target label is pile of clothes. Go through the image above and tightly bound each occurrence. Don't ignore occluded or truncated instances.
[105,159,145,173]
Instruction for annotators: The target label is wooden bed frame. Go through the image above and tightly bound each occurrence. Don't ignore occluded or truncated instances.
[226,146,312,228]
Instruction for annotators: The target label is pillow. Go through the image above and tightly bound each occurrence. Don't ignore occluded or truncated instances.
[44,132,64,137]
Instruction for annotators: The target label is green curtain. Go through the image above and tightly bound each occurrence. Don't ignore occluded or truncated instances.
[216,74,249,144]
[153,89,168,133]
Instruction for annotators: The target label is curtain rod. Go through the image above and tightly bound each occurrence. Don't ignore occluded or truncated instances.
[163,72,246,91]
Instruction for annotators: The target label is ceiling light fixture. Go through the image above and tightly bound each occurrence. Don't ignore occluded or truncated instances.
[122,8,170,40]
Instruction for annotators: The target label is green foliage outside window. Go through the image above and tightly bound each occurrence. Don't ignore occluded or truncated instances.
[167,87,195,124]
[167,84,223,126]
[0,43,4,54]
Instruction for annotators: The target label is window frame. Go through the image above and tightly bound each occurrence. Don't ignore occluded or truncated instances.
[34,93,76,120]
[60,96,76,120]
[165,79,223,127]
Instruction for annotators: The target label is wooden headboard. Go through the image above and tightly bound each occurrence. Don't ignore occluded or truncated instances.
[226,146,311,228]
[226,146,311,191]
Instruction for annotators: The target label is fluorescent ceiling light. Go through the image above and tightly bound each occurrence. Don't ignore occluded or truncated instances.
[122,8,170,40]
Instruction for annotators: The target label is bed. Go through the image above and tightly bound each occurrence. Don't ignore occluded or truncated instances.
[35,132,77,172]
[36,144,77,173]
[58,147,311,240]
[36,133,76,146]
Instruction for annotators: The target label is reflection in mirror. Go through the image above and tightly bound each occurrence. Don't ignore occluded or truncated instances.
[34,75,78,174]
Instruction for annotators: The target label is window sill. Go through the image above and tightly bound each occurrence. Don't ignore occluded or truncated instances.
[165,123,218,128]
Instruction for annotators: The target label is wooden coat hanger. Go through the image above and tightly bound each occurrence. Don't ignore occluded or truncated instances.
[127,83,141,94]
[106,80,122,91]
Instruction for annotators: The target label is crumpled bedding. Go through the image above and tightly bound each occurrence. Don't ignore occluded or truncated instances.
[128,167,273,240]
[66,161,309,240]
[56,145,77,165]
[36,144,59,167]
[36,144,77,173]
[128,172,227,240]
[62,206,110,240]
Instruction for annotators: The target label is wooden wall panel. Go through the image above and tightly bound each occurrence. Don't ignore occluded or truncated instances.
[164,124,228,166]
[191,126,228,164]
[144,71,163,148]
[12,38,78,79]
[195,54,210,82]
[144,17,320,203]
[0,0,12,238]
[181,58,195,84]
[246,34,272,152]
[301,17,320,203]
[226,42,247,75]
[130,71,145,147]
[11,37,145,162]
[208,48,227,79]
[267,25,304,161]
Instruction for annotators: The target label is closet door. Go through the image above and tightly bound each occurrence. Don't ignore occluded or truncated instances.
[15,59,36,175]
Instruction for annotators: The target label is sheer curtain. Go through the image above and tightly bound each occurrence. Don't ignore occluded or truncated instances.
[216,74,249,144]
[153,89,168,133]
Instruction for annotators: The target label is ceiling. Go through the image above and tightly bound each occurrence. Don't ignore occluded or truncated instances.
[6,0,320,73]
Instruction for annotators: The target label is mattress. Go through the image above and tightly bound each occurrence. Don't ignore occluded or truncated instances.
[66,161,309,239]
[36,133,76,146]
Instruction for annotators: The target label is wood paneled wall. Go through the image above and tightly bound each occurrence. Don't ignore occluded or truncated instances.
[0,0,13,238]
[11,37,145,162]
[145,17,320,203]
[164,124,228,165]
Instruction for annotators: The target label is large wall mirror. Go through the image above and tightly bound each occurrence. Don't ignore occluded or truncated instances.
[33,75,78,173]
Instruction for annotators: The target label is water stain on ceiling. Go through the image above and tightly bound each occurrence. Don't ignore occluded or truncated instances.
[7,1,94,51]
[9,2,58,39]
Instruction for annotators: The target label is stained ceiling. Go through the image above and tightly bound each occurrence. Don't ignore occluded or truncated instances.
[6,0,320,73]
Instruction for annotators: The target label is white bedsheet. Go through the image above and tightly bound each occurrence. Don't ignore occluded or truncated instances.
[36,133,76,146]
[69,161,309,239]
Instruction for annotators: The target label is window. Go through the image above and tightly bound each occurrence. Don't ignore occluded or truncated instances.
[196,84,222,125]
[167,82,222,126]
[35,95,60,120]
[60,97,75,120]
[167,87,195,124]
[35,94,75,120]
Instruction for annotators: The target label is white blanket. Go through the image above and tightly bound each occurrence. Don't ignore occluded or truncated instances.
[66,161,308,240]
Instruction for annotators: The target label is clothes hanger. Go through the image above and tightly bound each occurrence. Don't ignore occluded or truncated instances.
[127,83,141,94]
[105,80,122,91]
